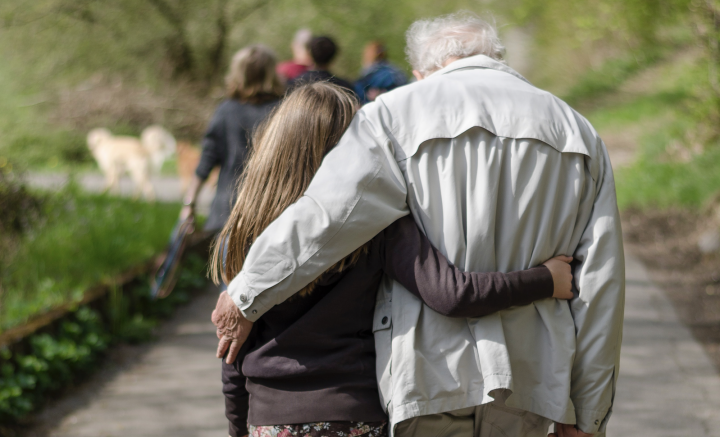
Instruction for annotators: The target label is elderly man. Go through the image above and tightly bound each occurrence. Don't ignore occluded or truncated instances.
[213,12,624,437]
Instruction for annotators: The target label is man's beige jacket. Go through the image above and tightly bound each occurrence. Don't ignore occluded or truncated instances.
[227,54,625,435]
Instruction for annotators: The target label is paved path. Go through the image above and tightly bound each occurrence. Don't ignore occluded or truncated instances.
[609,254,720,436]
[38,252,720,436]
[46,289,227,437]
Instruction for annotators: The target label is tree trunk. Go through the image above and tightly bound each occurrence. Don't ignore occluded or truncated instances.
[147,0,195,78]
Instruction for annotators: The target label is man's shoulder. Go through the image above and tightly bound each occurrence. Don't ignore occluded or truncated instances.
[373,67,604,163]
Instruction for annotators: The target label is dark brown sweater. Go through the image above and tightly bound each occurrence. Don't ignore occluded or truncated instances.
[222,216,554,436]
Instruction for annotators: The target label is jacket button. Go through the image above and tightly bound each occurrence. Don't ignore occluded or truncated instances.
[594,420,599,425]
[252,310,257,315]
[239,294,248,303]
[381,316,389,325]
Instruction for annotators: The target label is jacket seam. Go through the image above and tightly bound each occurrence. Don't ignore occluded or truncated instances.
[399,125,593,164]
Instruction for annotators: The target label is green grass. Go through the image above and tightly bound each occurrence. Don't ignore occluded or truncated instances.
[567,47,720,211]
[615,142,720,210]
[598,91,718,210]
[0,186,180,331]
[586,91,688,131]
[563,50,663,106]
[3,131,93,171]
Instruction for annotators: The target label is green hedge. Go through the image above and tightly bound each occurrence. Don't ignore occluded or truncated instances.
[0,253,208,425]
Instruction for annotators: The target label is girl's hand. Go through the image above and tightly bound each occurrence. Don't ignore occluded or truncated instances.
[543,256,574,299]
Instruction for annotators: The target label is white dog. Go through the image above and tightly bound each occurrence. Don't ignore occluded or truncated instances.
[86,128,156,201]
[140,125,176,173]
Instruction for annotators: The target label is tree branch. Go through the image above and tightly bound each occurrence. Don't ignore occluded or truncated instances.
[205,0,272,84]
[147,0,195,76]
[231,0,272,23]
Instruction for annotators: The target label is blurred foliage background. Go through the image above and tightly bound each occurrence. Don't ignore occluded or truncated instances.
[1,0,720,203]
[3,0,720,421]
[0,0,711,137]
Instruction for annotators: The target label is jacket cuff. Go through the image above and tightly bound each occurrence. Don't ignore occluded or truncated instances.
[227,272,272,322]
[575,407,611,434]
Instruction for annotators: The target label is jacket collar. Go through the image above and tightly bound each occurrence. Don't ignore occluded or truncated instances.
[430,54,530,84]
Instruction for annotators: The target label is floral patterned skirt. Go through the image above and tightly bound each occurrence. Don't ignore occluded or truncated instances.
[248,421,387,437]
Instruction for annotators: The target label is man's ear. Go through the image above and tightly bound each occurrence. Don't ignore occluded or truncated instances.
[412,70,424,81]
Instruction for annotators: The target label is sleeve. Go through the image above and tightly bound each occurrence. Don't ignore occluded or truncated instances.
[569,144,625,434]
[381,216,554,318]
[227,107,409,321]
[222,358,249,437]
[195,104,226,180]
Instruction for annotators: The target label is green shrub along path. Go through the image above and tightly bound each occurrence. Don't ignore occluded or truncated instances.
[0,167,214,428]
[0,254,208,428]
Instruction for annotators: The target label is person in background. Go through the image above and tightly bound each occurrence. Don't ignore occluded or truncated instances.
[354,41,408,104]
[276,29,313,82]
[180,45,283,234]
[288,36,355,95]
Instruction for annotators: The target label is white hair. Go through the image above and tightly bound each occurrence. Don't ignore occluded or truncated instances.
[405,12,505,76]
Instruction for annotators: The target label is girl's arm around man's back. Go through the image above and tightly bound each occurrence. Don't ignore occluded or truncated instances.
[382,216,559,318]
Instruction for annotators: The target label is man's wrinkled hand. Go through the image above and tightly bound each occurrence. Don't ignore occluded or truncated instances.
[212,291,253,364]
[548,423,594,437]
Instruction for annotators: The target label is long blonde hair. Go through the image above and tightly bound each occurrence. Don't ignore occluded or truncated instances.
[225,44,284,103]
[210,82,365,295]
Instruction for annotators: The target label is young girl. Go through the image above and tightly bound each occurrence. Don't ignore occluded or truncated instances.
[211,82,574,437]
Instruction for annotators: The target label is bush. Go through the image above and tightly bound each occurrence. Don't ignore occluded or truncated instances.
[4,131,90,170]
[0,252,208,425]
[0,165,44,301]
[0,165,43,236]
[0,307,109,422]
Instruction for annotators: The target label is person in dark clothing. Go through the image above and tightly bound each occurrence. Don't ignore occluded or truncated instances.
[180,44,283,232]
[354,41,408,104]
[209,83,575,437]
[287,36,355,95]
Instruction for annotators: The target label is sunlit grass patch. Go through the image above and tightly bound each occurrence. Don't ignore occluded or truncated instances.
[563,50,663,106]
[574,49,715,211]
[615,146,720,210]
[605,93,713,211]
[0,187,179,331]
[586,91,688,132]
